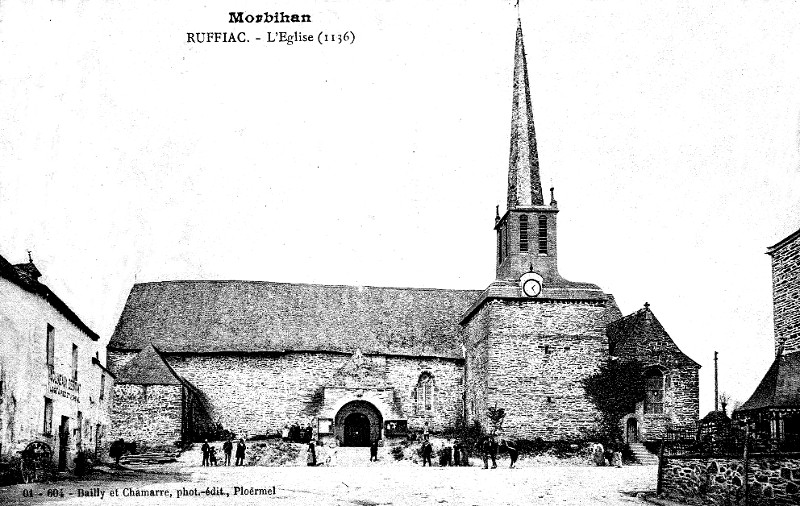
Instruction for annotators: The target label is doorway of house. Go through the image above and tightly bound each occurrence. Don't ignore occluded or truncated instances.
[58,416,70,472]
[626,418,639,443]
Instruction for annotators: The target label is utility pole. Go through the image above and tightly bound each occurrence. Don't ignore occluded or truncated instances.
[714,351,719,412]
[743,423,750,506]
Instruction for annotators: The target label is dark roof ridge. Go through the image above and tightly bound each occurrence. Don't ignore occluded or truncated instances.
[131,279,482,293]
[0,252,99,341]
[767,226,800,255]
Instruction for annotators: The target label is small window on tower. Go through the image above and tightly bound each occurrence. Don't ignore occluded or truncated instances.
[503,224,509,259]
[538,215,548,254]
[498,229,503,264]
[519,215,529,252]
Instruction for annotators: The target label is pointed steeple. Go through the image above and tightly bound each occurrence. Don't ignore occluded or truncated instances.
[507,18,544,209]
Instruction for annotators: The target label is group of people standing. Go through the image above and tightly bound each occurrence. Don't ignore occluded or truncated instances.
[418,436,516,468]
[201,438,247,466]
[282,423,314,444]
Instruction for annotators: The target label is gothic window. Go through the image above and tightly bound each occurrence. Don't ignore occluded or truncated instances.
[644,369,665,414]
[416,373,434,414]
[519,215,529,252]
[538,215,548,254]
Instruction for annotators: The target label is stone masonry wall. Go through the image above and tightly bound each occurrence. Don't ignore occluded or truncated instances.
[111,384,181,451]
[613,313,700,440]
[385,356,463,433]
[488,299,608,439]
[662,454,800,505]
[167,352,462,439]
[463,304,490,431]
[771,230,800,355]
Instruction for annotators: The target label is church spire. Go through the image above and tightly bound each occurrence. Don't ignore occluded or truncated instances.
[507,18,544,209]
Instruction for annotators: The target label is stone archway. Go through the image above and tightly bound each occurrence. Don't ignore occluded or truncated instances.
[335,400,382,447]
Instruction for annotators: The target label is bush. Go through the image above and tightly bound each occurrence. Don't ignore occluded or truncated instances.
[582,359,646,441]
[0,455,21,485]
[390,446,404,461]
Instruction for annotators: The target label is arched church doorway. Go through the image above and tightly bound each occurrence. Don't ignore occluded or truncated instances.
[343,413,370,447]
[335,400,382,447]
[626,418,639,443]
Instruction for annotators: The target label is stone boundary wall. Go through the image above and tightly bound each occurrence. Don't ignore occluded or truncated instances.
[661,454,800,505]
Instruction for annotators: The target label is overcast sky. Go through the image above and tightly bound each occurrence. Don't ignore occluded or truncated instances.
[2,0,799,417]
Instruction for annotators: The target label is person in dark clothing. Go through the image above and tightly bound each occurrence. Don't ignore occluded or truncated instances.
[109,438,125,468]
[209,446,218,466]
[453,440,461,466]
[481,436,497,469]
[443,440,453,467]
[235,439,246,466]
[223,438,233,466]
[307,442,317,466]
[304,425,313,444]
[370,440,378,462]
[501,439,518,468]
[421,439,433,467]
[201,440,210,467]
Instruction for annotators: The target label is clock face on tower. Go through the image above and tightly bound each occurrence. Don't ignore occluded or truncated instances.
[522,278,542,297]
[519,272,544,298]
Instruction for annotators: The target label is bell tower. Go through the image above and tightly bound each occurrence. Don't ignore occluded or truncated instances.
[495,19,560,284]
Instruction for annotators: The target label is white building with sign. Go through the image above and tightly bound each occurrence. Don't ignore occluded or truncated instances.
[0,253,112,472]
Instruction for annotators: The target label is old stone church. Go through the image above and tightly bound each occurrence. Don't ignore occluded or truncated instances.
[107,20,699,449]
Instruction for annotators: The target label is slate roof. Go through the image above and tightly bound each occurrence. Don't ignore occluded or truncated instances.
[109,280,482,359]
[0,253,99,341]
[115,343,182,385]
[604,294,624,324]
[607,305,700,367]
[767,226,800,256]
[701,410,731,424]
[737,352,800,412]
